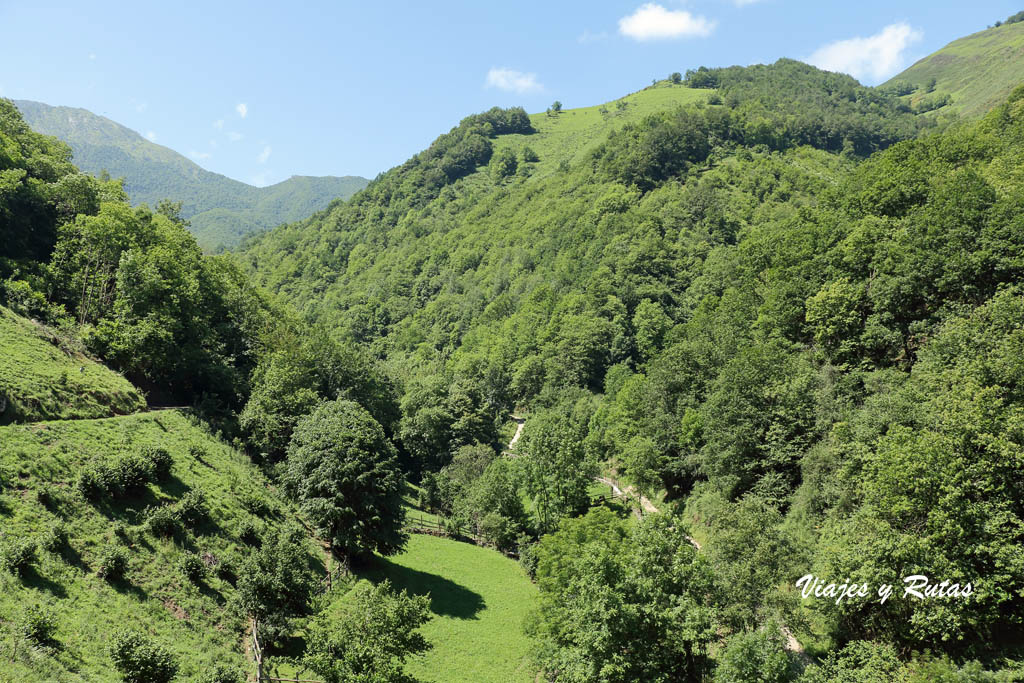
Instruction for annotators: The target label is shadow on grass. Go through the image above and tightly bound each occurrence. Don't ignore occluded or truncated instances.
[21,565,67,598]
[357,556,485,620]
[109,576,148,601]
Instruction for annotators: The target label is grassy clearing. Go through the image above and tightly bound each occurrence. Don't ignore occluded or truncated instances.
[492,80,709,181]
[0,306,146,423]
[887,21,1024,118]
[0,409,320,681]
[354,534,537,683]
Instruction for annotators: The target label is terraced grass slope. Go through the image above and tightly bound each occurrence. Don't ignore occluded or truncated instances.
[886,20,1024,118]
[0,409,322,681]
[0,306,145,424]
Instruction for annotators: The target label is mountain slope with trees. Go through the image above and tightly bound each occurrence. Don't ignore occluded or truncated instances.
[13,100,368,250]
[239,56,1024,680]
[885,15,1024,119]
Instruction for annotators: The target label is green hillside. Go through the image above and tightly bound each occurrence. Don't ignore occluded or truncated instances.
[0,408,323,682]
[885,18,1024,118]
[0,306,145,423]
[12,100,368,250]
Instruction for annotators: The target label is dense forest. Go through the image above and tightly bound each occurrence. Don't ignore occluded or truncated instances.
[2,42,1024,683]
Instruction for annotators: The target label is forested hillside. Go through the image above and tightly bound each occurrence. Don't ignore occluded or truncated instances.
[238,59,1024,679]
[14,100,368,250]
[4,31,1024,681]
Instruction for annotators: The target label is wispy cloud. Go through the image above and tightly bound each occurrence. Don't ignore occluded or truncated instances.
[250,170,273,187]
[257,145,272,164]
[619,3,716,41]
[485,67,543,94]
[145,131,157,142]
[236,102,248,118]
[805,22,923,83]
[88,53,97,60]
[227,131,243,142]
[134,101,147,113]
[189,149,212,161]
[578,29,609,44]
[213,119,224,130]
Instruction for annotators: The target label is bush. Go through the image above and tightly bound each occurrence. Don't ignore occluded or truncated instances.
[179,551,206,583]
[109,630,178,683]
[111,453,152,494]
[98,546,129,581]
[197,663,245,683]
[1,538,37,576]
[239,490,270,517]
[714,628,792,683]
[177,489,209,528]
[75,464,111,500]
[19,603,57,645]
[238,518,262,546]
[146,505,181,538]
[145,446,173,482]
[40,522,68,553]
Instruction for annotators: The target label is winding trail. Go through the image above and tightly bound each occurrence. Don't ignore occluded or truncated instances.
[511,416,810,658]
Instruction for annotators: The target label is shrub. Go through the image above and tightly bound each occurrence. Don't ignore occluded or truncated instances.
[40,522,68,553]
[111,453,152,494]
[98,546,129,581]
[19,603,57,645]
[75,465,111,500]
[197,663,245,683]
[145,446,173,482]
[177,489,209,528]
[239,490,270,517]
[36,488,57,510]
[216,554,237,584]
[146,505,181,538]
[109,630,178,683]
[180,551,206,583]
[238,518,262,546]
[1,538,37,576]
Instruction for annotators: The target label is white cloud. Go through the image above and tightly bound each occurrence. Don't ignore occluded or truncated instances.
[805,22,923,83]
[145,131,157,142]
[135,102,147,113]
[578,29,608,44]
[227,131,243,142]
[257,145,272,164]
[485,67,543,94]
[189,149,212,161]
[619,4,716,41]
[213,119,224,130]
[250,170,273,187]
[89,53,96,60]
[236,102,248,118]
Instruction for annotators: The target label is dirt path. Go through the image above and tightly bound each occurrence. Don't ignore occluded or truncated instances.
[511,417,804,657]
[505,416,525,452]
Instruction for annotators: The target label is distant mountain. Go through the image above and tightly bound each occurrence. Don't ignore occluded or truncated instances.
[13,99,368,250]
[885,18,1024,119]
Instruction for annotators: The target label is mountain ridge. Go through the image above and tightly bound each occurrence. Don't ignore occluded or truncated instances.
[13,99,368,250]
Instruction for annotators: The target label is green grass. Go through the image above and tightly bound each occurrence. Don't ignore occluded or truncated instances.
[0,409,320,681]
[354,535,537,682]
[493,80,710,181]
[886,21,1024,118]
[0,306,146,423]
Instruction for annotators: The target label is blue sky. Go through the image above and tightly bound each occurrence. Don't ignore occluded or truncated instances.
[0,1,1018,185]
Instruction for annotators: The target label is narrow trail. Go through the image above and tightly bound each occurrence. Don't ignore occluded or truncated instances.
[513,416,807,657]
[505,415,525,452]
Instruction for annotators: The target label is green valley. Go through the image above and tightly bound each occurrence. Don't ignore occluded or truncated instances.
[3,7,1024,682]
